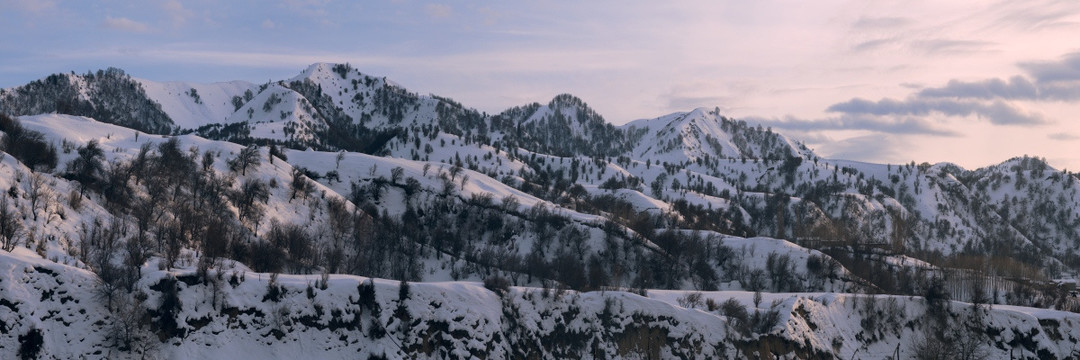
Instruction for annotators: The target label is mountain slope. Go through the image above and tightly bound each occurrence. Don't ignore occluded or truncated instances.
[2,64,1080,359]
[2,248,1079,359]
[7,63,1080,283]
[624,107,811,164]
[136,78,257,129]
[0,68,173,133]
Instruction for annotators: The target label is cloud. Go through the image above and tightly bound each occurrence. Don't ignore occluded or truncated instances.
[775,130,833,145]
[744,114,958,136]
[851,16,910,29]
[990,2,1080,31]
[103,16,149,33]
[918,75,1080,101]
[425,3,452,19]
[162,0,194,27]
[851,38,897,52]
[826,97,1046,125]
[1049,132,1079,140]
[1019,51,1080,84]
[261,19,276,29]
[65,45,641,76]
[810,52,1080,132]
[917,76,1039,100]
[911,39,994,55]
[906,52,1080,102]
[816,134,903,163]
[86,48,358,68]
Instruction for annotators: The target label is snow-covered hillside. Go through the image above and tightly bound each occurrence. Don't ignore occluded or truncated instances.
[2,248,1079,359]
[136,79,257,129]
[624,107,811,163]
[2,63,1080,359]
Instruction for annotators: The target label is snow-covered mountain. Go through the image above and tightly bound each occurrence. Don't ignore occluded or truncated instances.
[2,64,1080,359]
[624,107,811,163]
[0,68,173,133]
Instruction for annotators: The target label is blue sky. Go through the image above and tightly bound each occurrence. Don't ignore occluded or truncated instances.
[2,0,1079,170]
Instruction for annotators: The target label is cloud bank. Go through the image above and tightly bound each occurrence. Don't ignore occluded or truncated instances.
[777,51,1080,134]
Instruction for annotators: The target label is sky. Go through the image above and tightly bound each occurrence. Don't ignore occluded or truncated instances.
[1,0,1079,171]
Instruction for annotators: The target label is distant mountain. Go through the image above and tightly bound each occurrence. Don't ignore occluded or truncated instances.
[0,68,173,133]
[4,63,1080,278]
[624,107,811,162]
[1,63,1080,359]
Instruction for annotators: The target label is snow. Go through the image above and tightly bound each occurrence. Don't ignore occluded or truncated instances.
[137,78,256,129]
[4,246,1079,359]
[3,63,1080,358]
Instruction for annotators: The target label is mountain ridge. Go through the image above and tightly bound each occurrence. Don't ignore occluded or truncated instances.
[4,63,1077,278]
[1,63,1079,359]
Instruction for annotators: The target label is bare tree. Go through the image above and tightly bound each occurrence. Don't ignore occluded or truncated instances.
[449,164,462,181]
[107,291,154,355]
[27,172,52,222]
[228,145,261,176]
[267,221,316,270]
[100,159,134,212]
[0,196,21,251]
[232,178,269,232]
[391,166,404,184]
[82,217,125,309]
[123,234,149,291]
[324,197,352,273]
[290,168,312,201]
[67,139,105,195]
[909,315,989,360]
[326,197,352,240]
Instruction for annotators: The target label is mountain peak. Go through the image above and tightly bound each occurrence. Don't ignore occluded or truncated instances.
[547,93,587,108]
[296,62,366,82]
[301,62,341,75]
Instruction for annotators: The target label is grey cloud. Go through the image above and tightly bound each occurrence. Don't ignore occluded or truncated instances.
[918,76,1080,101]
[1049,132,1079,141]
[744,114,958,136]
[817,134,902,164]
[992,2,1080,31]
[917,76,1039,100]
[775,130,833,144]
[852,38,896,52]
[911,39,994,55]
[1019,51,1080,84]
[826,97,1046,125]
[914,52,1080,101]
[852,16,910,29]
[1039,82,1080,100]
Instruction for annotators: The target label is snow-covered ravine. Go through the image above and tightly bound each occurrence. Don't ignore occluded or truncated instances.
[2,249,1077,359]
